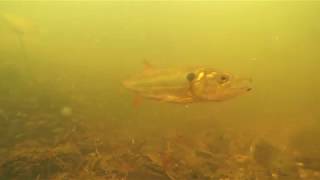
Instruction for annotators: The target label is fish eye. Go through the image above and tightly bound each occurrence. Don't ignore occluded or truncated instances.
[217,74,230,84]
[186,72,196,82]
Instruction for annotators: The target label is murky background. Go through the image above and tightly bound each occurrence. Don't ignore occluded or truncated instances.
[0,1,319,180]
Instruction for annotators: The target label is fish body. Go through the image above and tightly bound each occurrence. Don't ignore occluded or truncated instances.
[123,64,252,104]
[0,12,36,61]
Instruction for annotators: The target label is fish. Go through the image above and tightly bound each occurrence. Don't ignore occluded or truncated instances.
[0,12,37,61]
[123,62,252,104]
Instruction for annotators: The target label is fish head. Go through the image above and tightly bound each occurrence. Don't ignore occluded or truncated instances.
[188,68,252,101]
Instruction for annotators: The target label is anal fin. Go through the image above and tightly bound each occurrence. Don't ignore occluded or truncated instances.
[143,59,155,73]
[133,94,143,107]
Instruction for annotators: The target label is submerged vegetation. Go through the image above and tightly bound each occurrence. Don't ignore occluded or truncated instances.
[0,106,319,180]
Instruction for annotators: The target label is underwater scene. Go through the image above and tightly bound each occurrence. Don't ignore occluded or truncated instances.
[0,1,320,180]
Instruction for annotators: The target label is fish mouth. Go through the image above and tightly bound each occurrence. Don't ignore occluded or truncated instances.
[228,78,252,93]
[229,87,252,93]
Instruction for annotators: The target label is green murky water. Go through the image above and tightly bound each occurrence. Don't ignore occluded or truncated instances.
[0,1,319,179]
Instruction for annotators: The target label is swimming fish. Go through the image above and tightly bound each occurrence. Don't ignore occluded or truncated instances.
[123,63,252,104]
[0,12,36,61]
